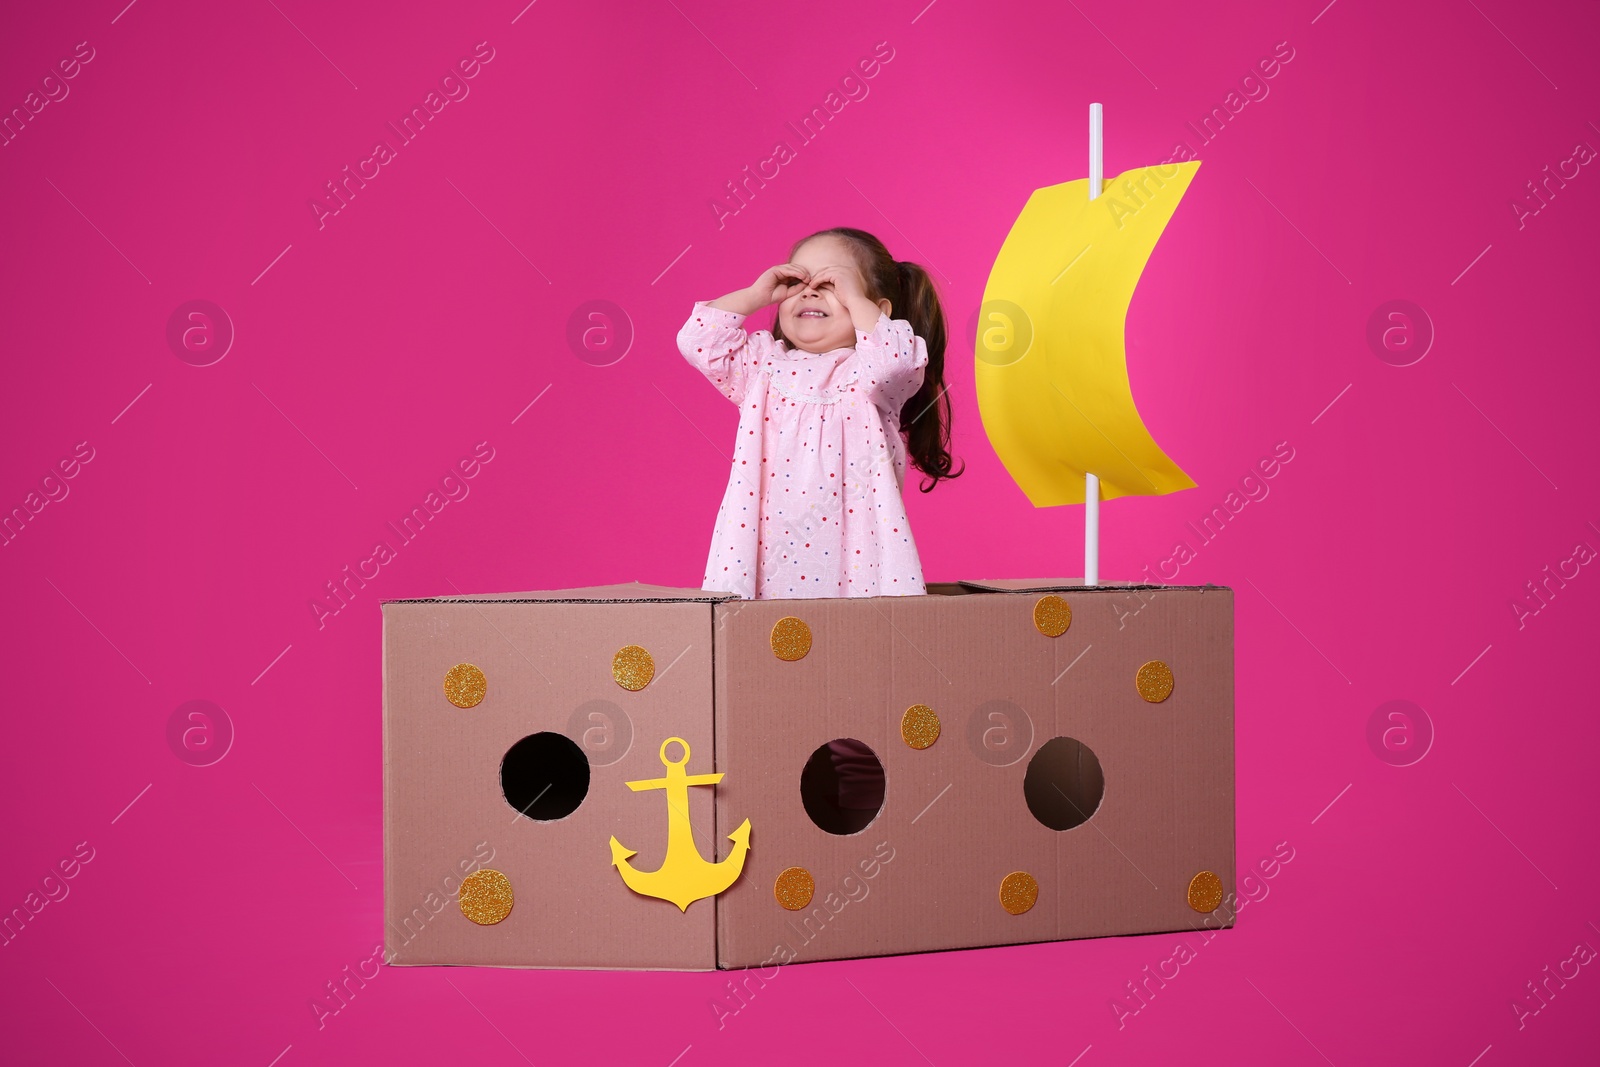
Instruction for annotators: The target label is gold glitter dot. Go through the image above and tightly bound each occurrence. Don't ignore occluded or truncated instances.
[1188,870,1224,913]
[901,704,941,750]
[770,617,813,661]
[459,868,514,925]
[1033,595,1071,637]
[1136,660,1175,702]
[773,867,816,911]
[612,645,655,691]
[443,663,487,708]
[999,871,1039,915]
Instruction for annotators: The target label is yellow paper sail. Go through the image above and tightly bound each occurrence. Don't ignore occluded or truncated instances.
[976,161,1201,505]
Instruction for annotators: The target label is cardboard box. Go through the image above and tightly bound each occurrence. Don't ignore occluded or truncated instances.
[381,580,1234,969]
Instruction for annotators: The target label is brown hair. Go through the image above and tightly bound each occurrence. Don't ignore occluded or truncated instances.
[771,226,963,492]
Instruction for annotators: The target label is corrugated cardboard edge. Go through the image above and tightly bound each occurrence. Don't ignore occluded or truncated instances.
[958,578,1229,593]
[710,591,725,966]
[381,580,741,605]
[382,579,1232,603]
[380,602,395,967]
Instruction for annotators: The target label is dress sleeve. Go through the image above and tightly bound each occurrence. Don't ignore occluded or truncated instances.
[850,313,929,419]
[677,300,773,405]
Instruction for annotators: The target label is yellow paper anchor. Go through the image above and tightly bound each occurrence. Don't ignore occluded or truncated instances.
[609,737,751,912]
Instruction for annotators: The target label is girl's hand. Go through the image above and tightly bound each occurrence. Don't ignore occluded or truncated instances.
[749,263,812,307]
[707,264,810,317]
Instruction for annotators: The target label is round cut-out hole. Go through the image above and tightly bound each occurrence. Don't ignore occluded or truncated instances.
[502,731,590,820]
[1023,736,1104,830]
[800,738,884,835]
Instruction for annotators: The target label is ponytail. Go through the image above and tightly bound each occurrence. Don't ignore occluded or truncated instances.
[893,259,961,491]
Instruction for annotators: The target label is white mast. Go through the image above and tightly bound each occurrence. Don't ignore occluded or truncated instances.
[1084,102,1103,587]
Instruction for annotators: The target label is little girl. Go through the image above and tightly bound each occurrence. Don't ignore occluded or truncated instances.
[678,227,960,600]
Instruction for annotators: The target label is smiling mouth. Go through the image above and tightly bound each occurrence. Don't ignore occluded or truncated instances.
[797,308,827,319]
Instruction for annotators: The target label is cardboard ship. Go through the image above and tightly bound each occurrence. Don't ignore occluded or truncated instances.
[380,578,1234,969]
[380,104,1228,969]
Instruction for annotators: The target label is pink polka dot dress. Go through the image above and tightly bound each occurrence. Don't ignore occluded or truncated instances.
[678,300,929,601]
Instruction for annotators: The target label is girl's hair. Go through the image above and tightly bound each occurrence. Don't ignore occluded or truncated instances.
[771,226,963,492]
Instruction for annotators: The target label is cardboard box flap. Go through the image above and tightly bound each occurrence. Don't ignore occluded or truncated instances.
[382,581,739,605]
[958,578,1228,593]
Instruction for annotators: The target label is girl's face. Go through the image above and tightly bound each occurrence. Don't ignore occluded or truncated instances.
[778,236,870,354]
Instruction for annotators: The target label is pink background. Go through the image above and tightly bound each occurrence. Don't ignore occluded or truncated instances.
[3,0,1597,1063]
